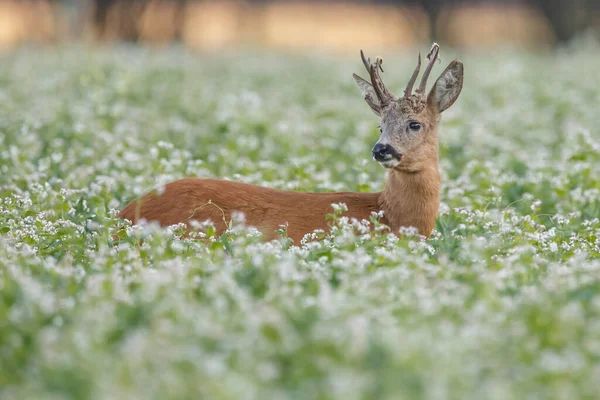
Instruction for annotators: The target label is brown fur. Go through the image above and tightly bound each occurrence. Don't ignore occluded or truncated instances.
[119,45,463,244]
[119,166,441,243]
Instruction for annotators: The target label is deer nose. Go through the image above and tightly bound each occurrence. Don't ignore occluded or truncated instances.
[372,143,399,162]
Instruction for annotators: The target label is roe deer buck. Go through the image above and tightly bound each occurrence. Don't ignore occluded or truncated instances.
[119,44,463,243]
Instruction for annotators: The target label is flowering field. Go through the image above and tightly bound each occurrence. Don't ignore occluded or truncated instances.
[1,44,599,399]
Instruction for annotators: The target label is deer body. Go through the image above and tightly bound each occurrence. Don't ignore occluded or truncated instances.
[119,165,441,242]
[119,44,462,243]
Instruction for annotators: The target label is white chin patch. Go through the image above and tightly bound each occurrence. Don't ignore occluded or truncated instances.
[381,159,400,168]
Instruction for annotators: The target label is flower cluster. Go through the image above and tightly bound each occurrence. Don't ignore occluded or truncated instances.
[0,43,599,398]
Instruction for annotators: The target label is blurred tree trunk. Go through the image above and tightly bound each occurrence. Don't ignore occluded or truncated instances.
[400,0,453,43]
[116,0,145,42]
[92,0,188,42]
[93,0,115,39]
[530,0,593,43]
[90,0,145,41]
[421,0,445,42]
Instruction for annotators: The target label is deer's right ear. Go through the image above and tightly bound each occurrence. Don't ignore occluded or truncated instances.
[353,73,382,116]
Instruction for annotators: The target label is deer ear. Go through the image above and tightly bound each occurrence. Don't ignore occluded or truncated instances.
[428,60,463,113]
[353,73,381,116]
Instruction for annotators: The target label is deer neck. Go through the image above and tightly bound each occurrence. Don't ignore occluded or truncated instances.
[378,158,441,237]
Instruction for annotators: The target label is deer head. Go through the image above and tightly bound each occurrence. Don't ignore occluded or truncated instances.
[353,44,463,172]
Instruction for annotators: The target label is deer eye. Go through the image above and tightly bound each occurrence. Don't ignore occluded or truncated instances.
[408,122,422,131]
[378,125,382,133]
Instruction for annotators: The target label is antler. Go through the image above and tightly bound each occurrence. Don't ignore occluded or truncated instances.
[404,52,421,98]
[415,43,440,95]
[360,50,396,105]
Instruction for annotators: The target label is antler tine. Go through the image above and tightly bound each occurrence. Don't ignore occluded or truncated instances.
[416,43,440,95]
[359,49,395,105]
[360,49,371,73]
[404,52,421,98]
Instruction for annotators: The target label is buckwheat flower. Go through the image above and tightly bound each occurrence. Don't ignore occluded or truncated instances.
[331,202,348,213]
[86,220,102,231]
[530,199,542,210]
[169,241,184,254]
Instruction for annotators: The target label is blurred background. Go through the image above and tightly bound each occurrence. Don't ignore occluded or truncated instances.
[0,0,598,52]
